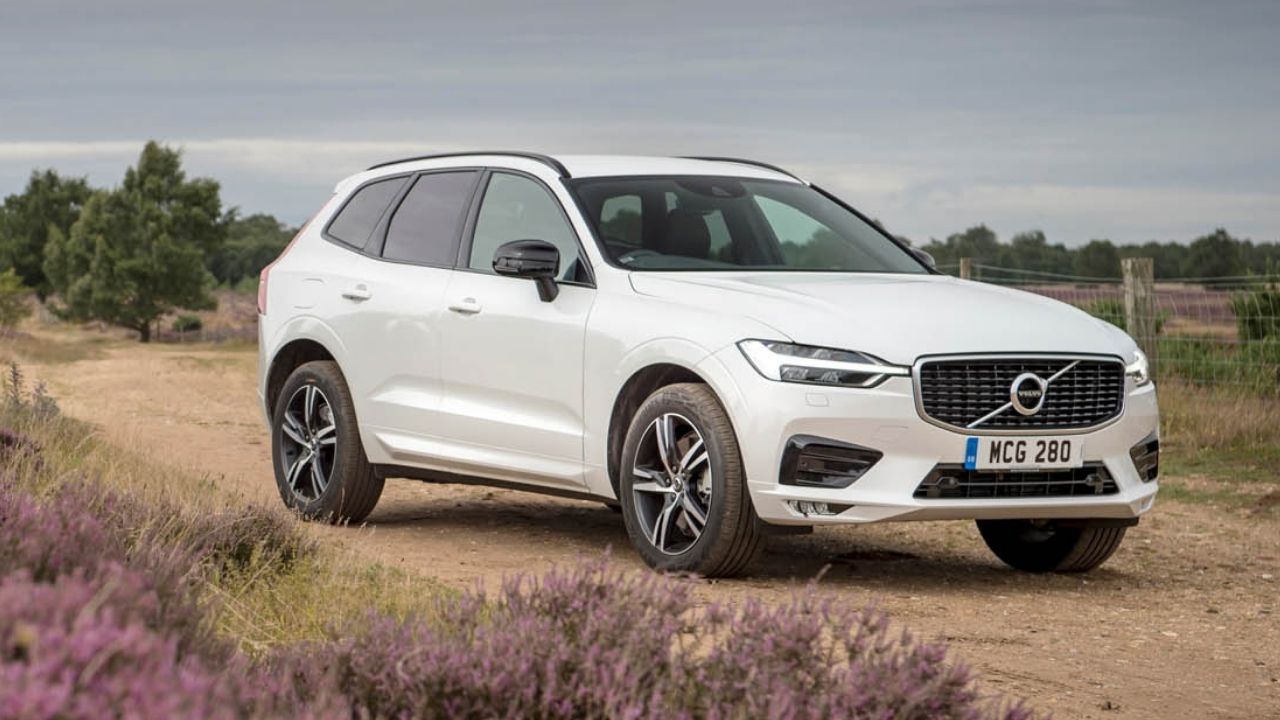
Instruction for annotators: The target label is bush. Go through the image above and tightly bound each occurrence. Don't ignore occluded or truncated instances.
[1085,298,1126,329]
[0,267,33,333]
[1,371,1029,719]
[1159,336,1280,395]
[1230,284,1280,340]
[278,561,1029,719]
[172,314,204,333]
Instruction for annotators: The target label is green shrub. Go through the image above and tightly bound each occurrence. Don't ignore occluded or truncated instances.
[0,268,33,333]
[1159,336,1280,395]
[173,313,204,333]
[1230,284,1280,340]
[1085,298,1125,329]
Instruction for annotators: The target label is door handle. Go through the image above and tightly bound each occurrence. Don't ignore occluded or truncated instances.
[448,297,482,315]
[341,284,372,302]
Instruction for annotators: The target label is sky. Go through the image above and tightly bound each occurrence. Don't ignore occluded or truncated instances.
[1,0,1278,246]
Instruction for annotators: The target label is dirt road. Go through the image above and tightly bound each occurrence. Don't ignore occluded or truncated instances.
[19,338,1280,719]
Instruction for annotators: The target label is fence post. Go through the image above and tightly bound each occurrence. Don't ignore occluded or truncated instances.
[958,257,973,280]
[1122,257,1157,379]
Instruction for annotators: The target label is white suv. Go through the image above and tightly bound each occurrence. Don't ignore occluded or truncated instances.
[257,152,1159,577]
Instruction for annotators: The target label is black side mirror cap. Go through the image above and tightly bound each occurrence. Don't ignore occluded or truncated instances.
[493,239,560,302]
[909,247,936,269]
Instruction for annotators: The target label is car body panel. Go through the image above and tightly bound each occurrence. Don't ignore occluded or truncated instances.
[259,153,1159,530]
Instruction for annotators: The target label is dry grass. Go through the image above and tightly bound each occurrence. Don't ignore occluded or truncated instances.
[0,400,451,655]
[1158,379,1280,503]
[1160,379,1280,451]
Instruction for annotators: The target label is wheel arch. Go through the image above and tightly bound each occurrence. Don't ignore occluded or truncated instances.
[265,338,338,416]
[606,363,712,496]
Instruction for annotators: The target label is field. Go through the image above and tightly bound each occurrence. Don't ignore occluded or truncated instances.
[3,318,1280,718]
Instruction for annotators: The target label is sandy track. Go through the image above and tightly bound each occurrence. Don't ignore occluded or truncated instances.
[22,339,1280,719]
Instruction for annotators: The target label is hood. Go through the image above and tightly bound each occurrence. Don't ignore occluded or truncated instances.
[628,272,1133,365]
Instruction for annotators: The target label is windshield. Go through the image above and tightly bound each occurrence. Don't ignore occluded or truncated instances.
[568,176,927,273]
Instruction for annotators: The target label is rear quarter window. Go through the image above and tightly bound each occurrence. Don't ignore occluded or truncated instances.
[325,176,408,249]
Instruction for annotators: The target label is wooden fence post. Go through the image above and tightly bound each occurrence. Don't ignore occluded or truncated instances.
[958,257,973,280]
[1122,257,1157,379]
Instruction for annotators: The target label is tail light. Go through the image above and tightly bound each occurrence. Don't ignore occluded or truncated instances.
[258,204,324,315]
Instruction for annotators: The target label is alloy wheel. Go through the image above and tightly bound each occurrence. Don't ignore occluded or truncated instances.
[279,384,338,502]
[631,412,713,555]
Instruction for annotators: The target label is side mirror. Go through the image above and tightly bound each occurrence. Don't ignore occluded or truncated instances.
[493,239,560,302]
[909,247,937,269]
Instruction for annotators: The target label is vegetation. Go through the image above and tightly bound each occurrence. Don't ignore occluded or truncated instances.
[0,169,92,299]
[43,142,223,342]
[1230,278,1280,340]
[921,225,1280,280]
[209,212,295,287]
[172,313,204,333]
[0,268,33,334]
[0,368,1029,719]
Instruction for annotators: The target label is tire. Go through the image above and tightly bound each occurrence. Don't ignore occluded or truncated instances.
[976,519,1127,573]
[618,383,763,577]
[271,360,383,524]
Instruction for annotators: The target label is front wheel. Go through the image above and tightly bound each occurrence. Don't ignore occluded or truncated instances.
[618,383,763,577]
[977,519,1127,573]
[271,360,383,523]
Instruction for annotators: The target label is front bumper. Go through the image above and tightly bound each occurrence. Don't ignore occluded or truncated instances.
[701,346,1160,526]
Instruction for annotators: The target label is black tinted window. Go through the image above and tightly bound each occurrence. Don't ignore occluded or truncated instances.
[570,177,926,274]
[383,172,478,265]
[327,177,407,248]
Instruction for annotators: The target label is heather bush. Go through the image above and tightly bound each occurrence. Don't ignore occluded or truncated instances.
[279,560,1029,719]
[1,371,1031,718]
[0,568,346,719]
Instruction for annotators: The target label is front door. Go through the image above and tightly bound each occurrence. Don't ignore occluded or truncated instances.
[437,171,596,489]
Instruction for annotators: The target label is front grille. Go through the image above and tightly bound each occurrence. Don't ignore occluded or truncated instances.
[918,357,1124,431]
[915,464,1117,500]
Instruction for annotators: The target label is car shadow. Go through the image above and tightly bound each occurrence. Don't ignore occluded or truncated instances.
[360,488,1142,594]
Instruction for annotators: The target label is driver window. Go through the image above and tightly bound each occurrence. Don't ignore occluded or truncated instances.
[470,173,583,281]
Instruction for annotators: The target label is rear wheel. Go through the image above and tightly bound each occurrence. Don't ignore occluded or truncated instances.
[272,361,383,523]
[618,383,763,577]
[977,519,1127,573]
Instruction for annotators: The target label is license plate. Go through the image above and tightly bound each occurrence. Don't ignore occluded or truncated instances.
[964,437,1083,471]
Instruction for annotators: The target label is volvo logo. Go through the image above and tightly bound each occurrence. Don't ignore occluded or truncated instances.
[1009,372,1048,416]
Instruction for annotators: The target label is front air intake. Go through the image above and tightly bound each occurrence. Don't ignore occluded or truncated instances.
[779,436,882,489]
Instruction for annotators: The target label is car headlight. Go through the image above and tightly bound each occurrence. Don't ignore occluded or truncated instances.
[737,340,908,388]
[1125,349,1151,386]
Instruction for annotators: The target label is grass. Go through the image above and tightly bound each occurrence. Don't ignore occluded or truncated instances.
[0,327,113,364]
[0,386,451,655]
[1157,378,1280,508]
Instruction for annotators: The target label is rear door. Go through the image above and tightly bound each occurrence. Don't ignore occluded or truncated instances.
[435,171,596,489]
[326,170,482,462]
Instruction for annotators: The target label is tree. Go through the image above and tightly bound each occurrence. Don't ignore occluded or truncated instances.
[208,211,295,286]
[0,268,33,334]
[1182,228,1245,279]
[0,170,92,299]
[921,224,1001,269]
[44,142,222,342]
[1073,239,1121,278]
[1003,230,1073,275]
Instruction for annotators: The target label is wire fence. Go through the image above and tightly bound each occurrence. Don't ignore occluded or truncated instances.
[946,261,1280,396]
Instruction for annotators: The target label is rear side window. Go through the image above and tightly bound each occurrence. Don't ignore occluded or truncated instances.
[382,171,479,265]
[326,177,407,249]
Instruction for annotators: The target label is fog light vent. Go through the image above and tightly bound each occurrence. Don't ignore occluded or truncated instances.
[1129,433,1160,483]
[786,500,853,518]
[780,436,882,489]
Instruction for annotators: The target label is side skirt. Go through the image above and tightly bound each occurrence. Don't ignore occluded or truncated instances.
[373,464,610,505]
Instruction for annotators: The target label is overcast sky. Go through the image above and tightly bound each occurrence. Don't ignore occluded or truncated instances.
[2,0,1277,246]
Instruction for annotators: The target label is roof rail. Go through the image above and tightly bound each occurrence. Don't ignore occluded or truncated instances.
[366,151,570,177]
[679,156,803,182]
